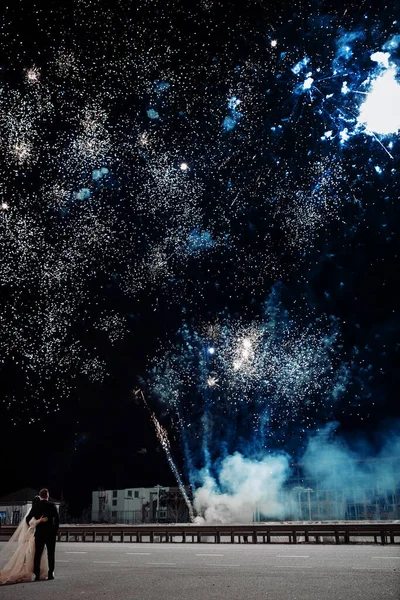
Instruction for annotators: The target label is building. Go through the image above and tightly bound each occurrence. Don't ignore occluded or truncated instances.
[0,488,61,525]
[91,486,190,523]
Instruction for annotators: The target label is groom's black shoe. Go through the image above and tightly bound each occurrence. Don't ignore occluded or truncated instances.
[47,573,55,580]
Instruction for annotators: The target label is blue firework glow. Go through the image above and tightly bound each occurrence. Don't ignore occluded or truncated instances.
[148,285,351,513]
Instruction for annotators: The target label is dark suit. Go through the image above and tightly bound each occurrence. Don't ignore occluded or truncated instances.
[26,499,59,578]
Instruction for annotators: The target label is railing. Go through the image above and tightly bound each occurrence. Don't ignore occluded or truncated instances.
[2,522,399,544]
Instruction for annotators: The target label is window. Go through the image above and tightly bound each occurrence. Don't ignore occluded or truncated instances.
[112,499,117,506]
[113,490,117,498]
[127,490,132,497]
[134,491,139,498]
[111,511,117,518]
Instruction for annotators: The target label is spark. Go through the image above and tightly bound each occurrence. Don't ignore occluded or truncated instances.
[303,76,314,90]
[13,141,31,163]
[25,67,40,83]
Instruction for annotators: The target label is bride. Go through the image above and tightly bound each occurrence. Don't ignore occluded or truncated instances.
[0,496,48,585]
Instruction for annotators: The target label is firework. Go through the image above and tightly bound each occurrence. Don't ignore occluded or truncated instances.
[135,390,195,521]
[0,3,396,465]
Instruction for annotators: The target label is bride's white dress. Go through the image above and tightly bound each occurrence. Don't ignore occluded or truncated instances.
[0,515,48,585]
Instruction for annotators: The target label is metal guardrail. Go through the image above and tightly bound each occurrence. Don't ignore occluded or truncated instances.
[2,522,399,544]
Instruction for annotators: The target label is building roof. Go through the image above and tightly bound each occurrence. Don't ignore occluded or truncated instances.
[0,487,60,505]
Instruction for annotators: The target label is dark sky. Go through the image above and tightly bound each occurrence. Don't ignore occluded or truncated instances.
[0,0,399,515]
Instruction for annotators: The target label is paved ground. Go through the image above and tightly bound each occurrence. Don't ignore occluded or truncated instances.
[1,541,399,600]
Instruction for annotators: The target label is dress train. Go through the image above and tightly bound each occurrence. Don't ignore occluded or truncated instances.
[0,514,48,585]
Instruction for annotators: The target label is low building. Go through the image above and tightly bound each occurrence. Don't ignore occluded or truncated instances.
[0,487,61,525]
[92,486,190,523]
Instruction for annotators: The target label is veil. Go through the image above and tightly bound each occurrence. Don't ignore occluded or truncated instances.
[0,508,30,571]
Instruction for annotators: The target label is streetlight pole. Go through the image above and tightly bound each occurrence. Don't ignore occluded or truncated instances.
[124,496,132,524]
[140,496,146,524]
[304,488,314,521]
[293,486,304,520]
[154,485,162,523]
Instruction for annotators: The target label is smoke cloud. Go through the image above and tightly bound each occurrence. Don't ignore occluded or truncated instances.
[194,452,293,523]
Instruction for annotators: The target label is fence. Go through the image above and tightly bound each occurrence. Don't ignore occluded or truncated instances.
[2,522,400,545]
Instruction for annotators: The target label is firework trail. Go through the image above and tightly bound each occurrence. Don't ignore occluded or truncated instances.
[135,389,195,521]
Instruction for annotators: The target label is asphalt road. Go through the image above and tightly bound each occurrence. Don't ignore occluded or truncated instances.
[0,541,399,600]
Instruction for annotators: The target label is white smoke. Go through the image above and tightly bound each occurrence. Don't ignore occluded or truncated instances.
[193,451,293,523]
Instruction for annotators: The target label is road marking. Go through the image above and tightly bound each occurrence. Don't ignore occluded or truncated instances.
[196,553,224,557]
[147,562,176,566]
[57,560,70,563]
[92,561,118,564]
[275,566,313,569]
[277,555,309,558]
[65,551,87,554]
[126,552,151,555]
[372,556,400,559]
[352,567,393,571]
[205,564,239,567]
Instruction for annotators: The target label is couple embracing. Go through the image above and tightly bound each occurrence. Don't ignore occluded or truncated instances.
[0,488,59,585]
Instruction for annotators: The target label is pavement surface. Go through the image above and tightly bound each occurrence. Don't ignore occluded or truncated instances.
[0,541,399,600]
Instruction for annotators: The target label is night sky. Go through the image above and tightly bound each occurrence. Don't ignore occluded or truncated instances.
[0,0,399,517]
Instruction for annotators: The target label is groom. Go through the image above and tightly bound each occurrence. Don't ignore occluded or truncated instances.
[26,488,59,581]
